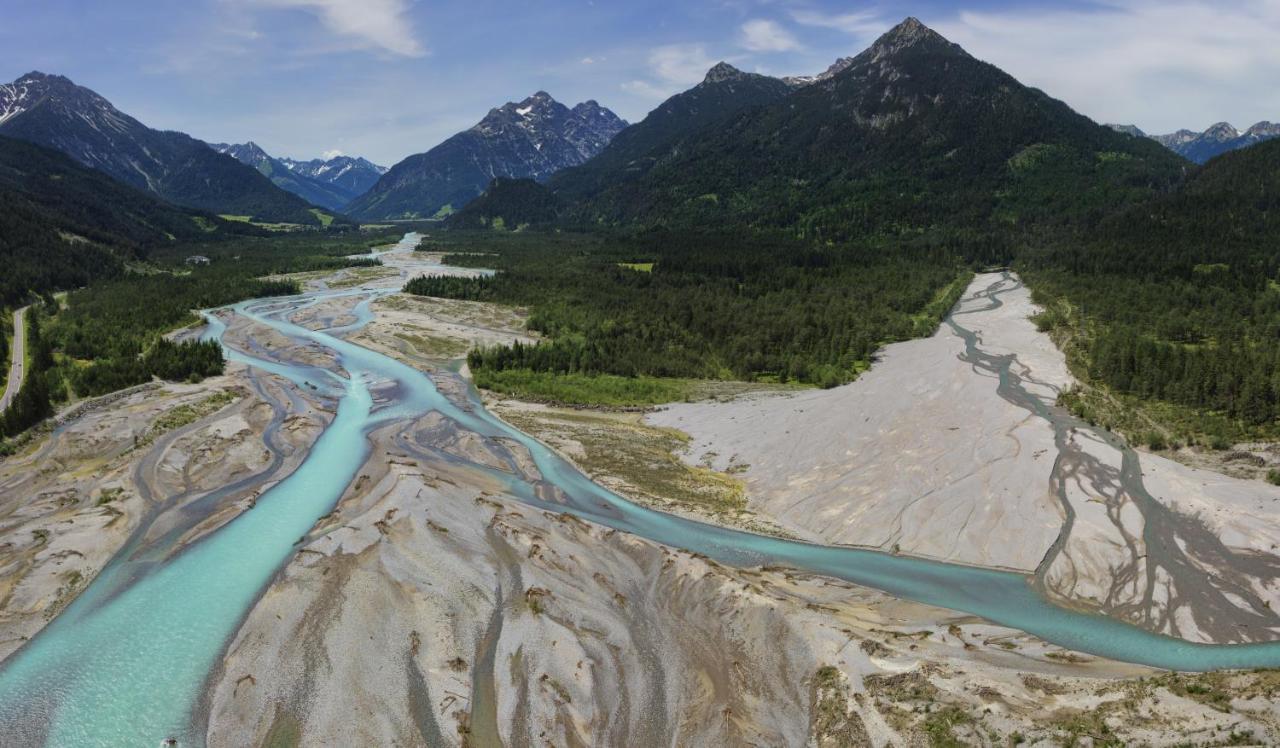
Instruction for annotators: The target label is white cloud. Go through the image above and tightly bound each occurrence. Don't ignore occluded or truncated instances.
[648,44,716,84]
[618,44,719,103]
[239,0,425,57]
[620,79,671,100]
[790,9,883,37]
[933,0,1280,133]
[322,149,344,159]
[740,19,801,52]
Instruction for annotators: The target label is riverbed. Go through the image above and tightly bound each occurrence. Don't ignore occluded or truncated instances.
[2,238,1279,744]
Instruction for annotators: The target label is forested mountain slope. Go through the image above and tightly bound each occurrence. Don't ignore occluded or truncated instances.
[0,135,254,305]
[1021,137,1280,435]
[550,63,793,203]
[562,18,1185,241]
[0,72,329,225]
[447,178,564,229]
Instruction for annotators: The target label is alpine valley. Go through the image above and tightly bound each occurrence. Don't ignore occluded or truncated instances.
[3,13,1280,748]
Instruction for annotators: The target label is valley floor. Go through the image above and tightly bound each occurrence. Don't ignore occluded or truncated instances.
[2,249,1279,745]
[649,274,1280,645]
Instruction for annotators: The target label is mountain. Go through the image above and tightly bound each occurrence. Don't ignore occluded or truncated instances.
[211,141,358,211]
[1105,124,1147,138]
[550,63,793,203]
[446,178,564,229]
[0,135,252,305]
[279,154,386,202]
[345,92,626,220]
[0,71,329,225]
[559,18,1186,239]
[782,57,856,87]
[1108,121,1280,163]
[1152,122,1280,164]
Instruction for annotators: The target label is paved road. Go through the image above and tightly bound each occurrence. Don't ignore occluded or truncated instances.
[1,306,29,412]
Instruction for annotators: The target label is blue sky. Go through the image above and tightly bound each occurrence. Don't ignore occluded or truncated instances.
[3,0,1279,166]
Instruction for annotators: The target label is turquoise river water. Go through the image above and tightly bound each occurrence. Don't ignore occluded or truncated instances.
[0,242,1276,745]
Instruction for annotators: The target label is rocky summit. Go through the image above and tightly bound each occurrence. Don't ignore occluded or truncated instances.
[346,91,625,220]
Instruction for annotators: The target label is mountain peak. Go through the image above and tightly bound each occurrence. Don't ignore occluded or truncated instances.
[703,62,745,84]
[783,56,856,87]
[517,91,556,109]
[1245,121,1280,138]
[17,70,68,85]
[1107,124,1148,138]
[867,16,962,60]
[1203,122,1240,141]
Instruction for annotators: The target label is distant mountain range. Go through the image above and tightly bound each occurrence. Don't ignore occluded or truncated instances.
[1107,121,1280,163]
[210,142,385,212]
[515,17,1182,238]
[0,72,332,226]
[346,92,625,220]
[279,154,386,202]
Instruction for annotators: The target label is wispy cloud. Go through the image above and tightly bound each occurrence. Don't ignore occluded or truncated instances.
[620,43,716,100]
[239,0,425,57]
[649,43,716,85]
[934,0,1280,132]
[620,79,672,100]
[790,8,883,37]
[740,19,800,52]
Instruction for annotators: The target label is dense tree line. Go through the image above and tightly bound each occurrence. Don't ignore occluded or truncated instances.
[44,231,395,399]
[0,135,278,307]
[409,231,968,388]
[1020,139,1280,430]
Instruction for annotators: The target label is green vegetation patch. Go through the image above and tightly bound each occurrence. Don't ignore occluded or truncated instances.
[617,262,654,273]
[138,390,240,447]
[496,405,749,520]
[308,208,335,227]
[37,230,399,404]
[809,666,871,748]
[326,266,400,289]
[475,368,699,407]
[394,331,469,359]
[408,230,968,393]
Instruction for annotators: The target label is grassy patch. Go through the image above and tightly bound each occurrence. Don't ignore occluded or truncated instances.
[910,270,974,336]
[394,331,469,358]
[617,262,654,273]
[308,208,335,227]
[810,666,871,747]
[97,487,126,506]
[262,708,302,748]
[496,406,754,522]
[474,368,701,407]
[326,266,400,289]
[217,214,253,223]
[138,390,240,448]
[920,706,974,748]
